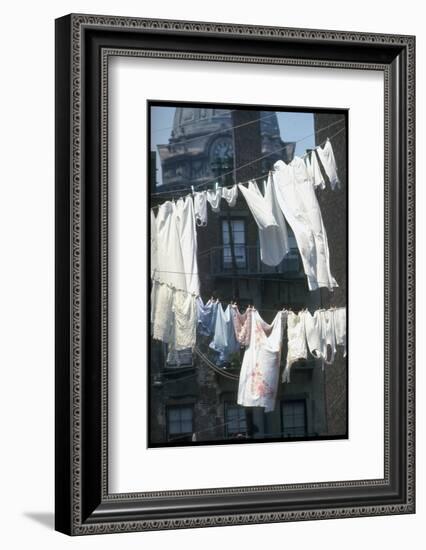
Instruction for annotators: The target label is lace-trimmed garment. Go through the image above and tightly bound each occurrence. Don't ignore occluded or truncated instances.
[238,310,285,412]
[151,281,174,344]
[171,290,197,350]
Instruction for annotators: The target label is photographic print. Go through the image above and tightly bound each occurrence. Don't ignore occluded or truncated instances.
[149,102,348,447]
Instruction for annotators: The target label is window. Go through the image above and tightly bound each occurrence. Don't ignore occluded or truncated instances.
[281,399,307,437]
[222,219,246,268]
[225,403,248,438]
[167,405,194,442]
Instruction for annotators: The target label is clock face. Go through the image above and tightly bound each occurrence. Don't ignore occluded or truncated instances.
[210,137,234,161]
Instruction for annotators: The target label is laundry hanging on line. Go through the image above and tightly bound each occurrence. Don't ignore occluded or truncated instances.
[151,195,200,351]
[282,307,347,383]
[150,137,343,350]
[209,302,240,364]
[150,284,346,410]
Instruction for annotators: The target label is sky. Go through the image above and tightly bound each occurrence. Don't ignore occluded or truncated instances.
[150,106,315,186]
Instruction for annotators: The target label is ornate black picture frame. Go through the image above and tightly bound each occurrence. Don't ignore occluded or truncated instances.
[55,14,415,535]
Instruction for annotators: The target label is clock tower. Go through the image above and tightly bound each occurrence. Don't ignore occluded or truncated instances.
[156,107,294,190]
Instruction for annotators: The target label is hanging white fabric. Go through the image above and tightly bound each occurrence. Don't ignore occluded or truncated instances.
[302,309,336,365]
[150,209,158,279]
[151,197,199,348]
[206,187,222,212]
[238,310,285,412]
[174,196,199,296]
[303,309,323,360]
[170,289,198,350]
[315,138,341,190]
[272,157,338,291]
[151,281,174,344]
[193,190,208,226]
[333,307,347,356]
[305,151,325,189]
[282,311,308,383]
[154,200,187,290]
[238,179,290,267]
[221,184,238,207]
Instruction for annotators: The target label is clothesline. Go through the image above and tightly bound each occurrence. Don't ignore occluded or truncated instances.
[152,280,343,316]
[194,123,344,192]
[152,271,341,292]
[150,119,345,199]
[194,346,240,380]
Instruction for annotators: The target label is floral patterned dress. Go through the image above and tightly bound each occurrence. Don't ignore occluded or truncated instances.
[237,310,285,412]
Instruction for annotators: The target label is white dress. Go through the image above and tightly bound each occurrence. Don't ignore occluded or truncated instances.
[237,310,285,412]
[272,157,338,291]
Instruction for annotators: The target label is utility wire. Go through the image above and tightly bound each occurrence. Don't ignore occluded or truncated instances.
[151,111,279,147]
[150,109,238,134]
[150,121,345,199]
